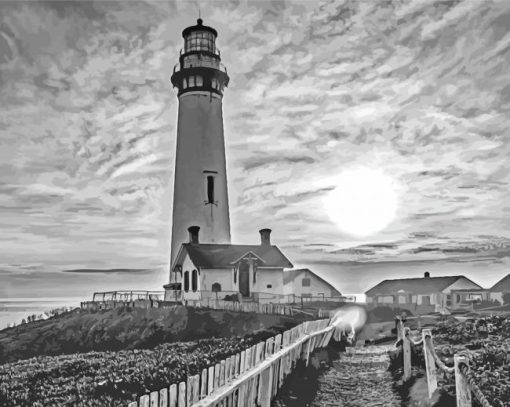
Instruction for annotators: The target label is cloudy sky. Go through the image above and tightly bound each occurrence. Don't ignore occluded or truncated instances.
[1,0,509,301]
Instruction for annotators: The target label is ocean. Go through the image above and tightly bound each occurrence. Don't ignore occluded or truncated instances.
[0,297,84,329]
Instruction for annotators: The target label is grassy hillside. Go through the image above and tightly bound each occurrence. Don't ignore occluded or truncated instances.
[0,305,302,364]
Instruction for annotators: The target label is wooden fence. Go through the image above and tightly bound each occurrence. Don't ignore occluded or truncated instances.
[82,298,323,318]
[396,320,493,407]
[185,299,299,316]
[127,319,334,407]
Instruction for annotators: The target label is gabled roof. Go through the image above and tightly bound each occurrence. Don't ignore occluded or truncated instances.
[176,243,293,269]
[283,268,341,295]
[491,274,510,292]
[365,275,480,296]
[229,250,266,265]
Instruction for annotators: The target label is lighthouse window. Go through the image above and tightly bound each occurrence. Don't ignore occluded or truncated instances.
[196,75,203,87]
[207,176,215,204]
[189,76,195,87]
[211,78,218,89]
[186,31,215,53]
[182,78,188,89]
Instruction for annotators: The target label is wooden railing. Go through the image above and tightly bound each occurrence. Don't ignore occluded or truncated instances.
[397,320,493,407]
[92,291,165,302]
[127,319,334,407]
[185,299,297,316]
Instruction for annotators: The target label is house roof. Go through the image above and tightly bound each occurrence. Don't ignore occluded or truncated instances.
[365,275,481,296]
[283,268,341,295]
[491,274,510,292]
[177,243,293,269]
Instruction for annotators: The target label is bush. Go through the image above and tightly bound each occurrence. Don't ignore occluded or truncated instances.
[0,335,270,406]
[223,294,239,302]
[427,315,510,407]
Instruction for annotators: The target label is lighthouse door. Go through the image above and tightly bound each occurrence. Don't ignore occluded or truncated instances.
[239,262,250,297]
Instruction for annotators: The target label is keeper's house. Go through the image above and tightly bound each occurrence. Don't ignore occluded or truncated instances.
[164,226,300,303]
[365,272,486,314]
[489,274,510,304]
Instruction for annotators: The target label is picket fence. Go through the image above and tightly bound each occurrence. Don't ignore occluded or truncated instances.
[127,319,334,407]
[397,320,493,407]
[185,299,298,316]
[82,298,329,319]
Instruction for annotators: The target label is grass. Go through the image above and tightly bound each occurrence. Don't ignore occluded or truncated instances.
[0,305,302,364]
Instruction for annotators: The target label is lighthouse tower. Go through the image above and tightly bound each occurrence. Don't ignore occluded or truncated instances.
[169,19,231,267]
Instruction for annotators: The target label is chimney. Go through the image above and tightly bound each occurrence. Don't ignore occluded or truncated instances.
[424,271,430,278]
[259,228,272,246]
[188,226,200,244]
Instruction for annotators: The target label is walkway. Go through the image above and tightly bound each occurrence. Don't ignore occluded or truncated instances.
[311,345,401,406]
[273,345,402,407]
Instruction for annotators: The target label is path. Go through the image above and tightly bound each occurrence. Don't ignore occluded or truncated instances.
[273,345,402,407]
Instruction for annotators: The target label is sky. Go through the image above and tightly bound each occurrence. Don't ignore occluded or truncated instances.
[1,0,510,303]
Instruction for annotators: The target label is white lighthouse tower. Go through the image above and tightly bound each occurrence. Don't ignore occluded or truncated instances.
[169,19,231,267]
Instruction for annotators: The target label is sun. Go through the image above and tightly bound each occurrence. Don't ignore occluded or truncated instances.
[322,167,399,237]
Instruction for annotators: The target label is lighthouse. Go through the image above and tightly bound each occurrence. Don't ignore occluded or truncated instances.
[169,19,231,267]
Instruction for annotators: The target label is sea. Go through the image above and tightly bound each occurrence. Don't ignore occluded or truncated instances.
[0,297,84,329]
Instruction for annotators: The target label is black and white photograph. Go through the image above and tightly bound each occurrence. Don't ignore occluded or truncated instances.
[0,0,509,406]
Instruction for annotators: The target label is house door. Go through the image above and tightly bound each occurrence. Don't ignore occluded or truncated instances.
[239,263,250,297]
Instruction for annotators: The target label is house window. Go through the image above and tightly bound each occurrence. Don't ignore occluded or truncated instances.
[234,268,237,284]
[253,268,257,284]
[446,295,452,307]
[398,295,407,304]
[184,271,190,292]
[267,284,272,289]
[207,176,215,204]
[302,278,311,287]
[191,269,198,292]
[422,295,431,306]
[212,282,221,292]
[378,295,394,304]
[302,293,312,298]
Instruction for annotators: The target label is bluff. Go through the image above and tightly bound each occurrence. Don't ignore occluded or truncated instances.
[0,305,302,364]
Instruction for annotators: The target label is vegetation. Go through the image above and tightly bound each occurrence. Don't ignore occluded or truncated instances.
[0,305,300,364]
[432,315,510,407]
[0,334,275,406]
[0,305,303,406]
[391,314,510,407]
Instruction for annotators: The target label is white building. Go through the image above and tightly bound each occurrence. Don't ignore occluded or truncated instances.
[169,18,231,267]
[165,227,294,302]
[163,19,340,304]
[490,274,510,304]
[365,272,486,314]
[283,268,341,300]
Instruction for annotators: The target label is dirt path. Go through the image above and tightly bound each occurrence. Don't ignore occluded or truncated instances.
[309,345,401,406]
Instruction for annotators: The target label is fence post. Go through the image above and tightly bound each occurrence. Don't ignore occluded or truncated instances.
[258,367,273,407]
[403,327,412,381]
[422,329,438,398]
[454,354,472,407]
[397,318,404,341]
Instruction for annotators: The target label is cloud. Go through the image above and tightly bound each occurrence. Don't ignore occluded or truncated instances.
[0,0,509,296]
